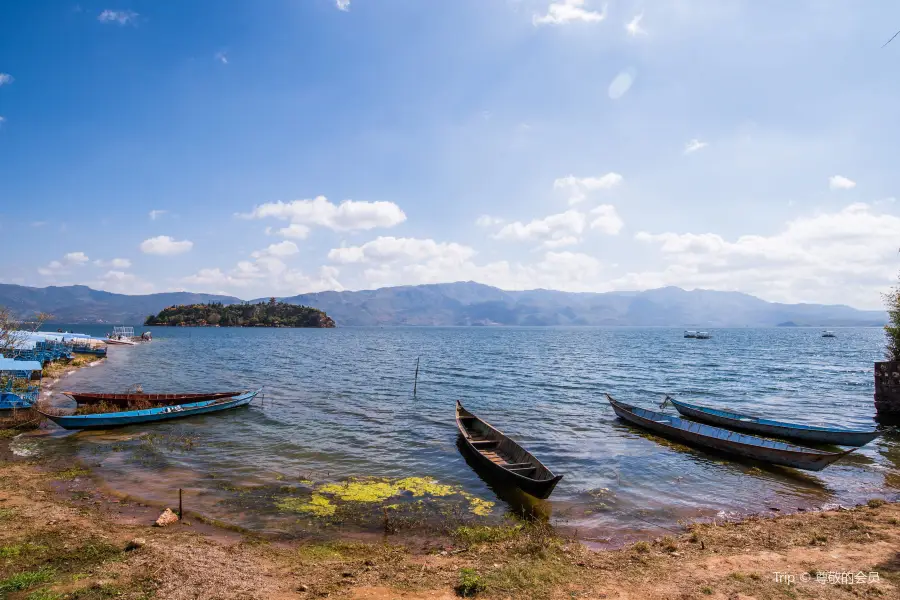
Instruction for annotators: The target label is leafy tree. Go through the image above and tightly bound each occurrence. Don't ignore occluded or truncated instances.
[884,276,900,361]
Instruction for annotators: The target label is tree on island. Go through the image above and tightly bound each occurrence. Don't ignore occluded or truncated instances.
[144,301,335,328]
[884,277,900,361]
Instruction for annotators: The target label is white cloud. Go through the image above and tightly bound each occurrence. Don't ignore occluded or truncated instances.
[625,12,646,36]
[0,116,5,126]
[95,270,154,294]
[475,215,504,227]
[0,73,12,86]
[541,236,580,249]
[589,205,624,234]
[139,235,193,256]
[266,223,311,239]
[533,1,607,26]
[828,175,856,190]
[251,241,299,258]
[684,139,708,154]
[63,252,90,265]
[553,173,623,204]
[336,0,350,11]
[149,209,167,220]
[94,258,132,269]
[37,252,91,276]
[97,9,138,25]
[328,237,476,265]
[608,68,636,100]
[631,202,899,307]
[215,51,228,65]
[239,196,406,232]
[494,210,586,245]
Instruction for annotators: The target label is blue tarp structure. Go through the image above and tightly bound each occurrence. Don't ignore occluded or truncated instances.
[0,358,43,372]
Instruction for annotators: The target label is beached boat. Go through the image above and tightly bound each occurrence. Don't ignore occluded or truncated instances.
[606,395,853,471]
[665,396,879,447]
[455,400,562,499]
[0,359,42,411]
[38,389,261,430]
[63,390,247,408]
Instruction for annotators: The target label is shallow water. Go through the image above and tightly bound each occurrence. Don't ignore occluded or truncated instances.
[31,326,900,543]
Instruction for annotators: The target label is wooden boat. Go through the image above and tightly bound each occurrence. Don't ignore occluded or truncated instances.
[63,390,248,408]
[606,395,853,471]
[38,389,261,430]
[455,401,562,499]
[666,396,879,447]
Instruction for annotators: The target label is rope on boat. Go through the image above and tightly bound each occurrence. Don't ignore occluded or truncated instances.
[658,395,673,410]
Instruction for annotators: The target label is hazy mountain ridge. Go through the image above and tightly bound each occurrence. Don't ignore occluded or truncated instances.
[0,282,886,326]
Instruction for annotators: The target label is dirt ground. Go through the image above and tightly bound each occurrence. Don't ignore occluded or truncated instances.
[0,441,897,600]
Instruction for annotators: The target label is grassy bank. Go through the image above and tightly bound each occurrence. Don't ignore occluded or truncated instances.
[0,449,896,599]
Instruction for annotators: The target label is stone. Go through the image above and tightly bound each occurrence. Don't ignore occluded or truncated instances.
[125,538,146,551]
[297,584,309,592]
[154,508,179,527]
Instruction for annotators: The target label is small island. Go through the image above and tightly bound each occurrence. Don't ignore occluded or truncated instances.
[144,299,336,328]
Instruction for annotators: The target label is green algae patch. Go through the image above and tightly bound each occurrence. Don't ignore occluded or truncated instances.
[466,496,495,517]
[276,476,496,523]
[277,494,336,517]
[395,477,456,497]
[318,480,398,503]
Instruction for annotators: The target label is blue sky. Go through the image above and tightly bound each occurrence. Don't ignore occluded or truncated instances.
[1,1,899,309]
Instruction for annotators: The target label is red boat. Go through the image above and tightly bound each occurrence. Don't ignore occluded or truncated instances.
[63,390,247,408]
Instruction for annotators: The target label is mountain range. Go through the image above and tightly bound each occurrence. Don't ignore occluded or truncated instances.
[0,282,886,327]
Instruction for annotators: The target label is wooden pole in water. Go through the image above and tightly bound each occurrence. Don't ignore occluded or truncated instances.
[413,356,420,397]
[178,488,183,519]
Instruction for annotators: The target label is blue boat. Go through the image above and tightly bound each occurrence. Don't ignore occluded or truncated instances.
[666,396,880,447]
[607,395,853,471]
[0,358,43,411]
[38,389,261,430]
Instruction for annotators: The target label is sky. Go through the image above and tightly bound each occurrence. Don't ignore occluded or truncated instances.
[1,1,900,309]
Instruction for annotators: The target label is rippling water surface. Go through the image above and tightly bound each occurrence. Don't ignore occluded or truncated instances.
[31,326,900,544]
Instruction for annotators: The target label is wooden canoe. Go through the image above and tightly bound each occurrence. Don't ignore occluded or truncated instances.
[607,395,853,472]
[455,400,562,499]
[63,390,247,407]
[39,389,261,430]
[667,396,880,447]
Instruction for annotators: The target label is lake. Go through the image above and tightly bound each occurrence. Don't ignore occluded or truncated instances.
[19,326,900,545]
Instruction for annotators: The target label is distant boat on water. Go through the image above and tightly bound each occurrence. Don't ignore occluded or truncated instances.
[822,330,836,338]
[696,331,711,339]
[684,330,697,338]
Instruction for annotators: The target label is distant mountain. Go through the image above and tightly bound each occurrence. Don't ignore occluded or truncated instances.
[0,284,240,324]
[0,282,886,327]
[270,282,887,327]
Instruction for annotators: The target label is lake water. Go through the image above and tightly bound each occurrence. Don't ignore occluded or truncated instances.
[21,326,900,545]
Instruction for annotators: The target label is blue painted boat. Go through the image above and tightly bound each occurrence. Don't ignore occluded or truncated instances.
[606,395,853,471]
[38,389,261,430]
[0,358,43,411]
[666,396,879,447]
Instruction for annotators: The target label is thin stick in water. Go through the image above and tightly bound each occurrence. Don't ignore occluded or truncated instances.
[413,356,420,397]
[179,488,183,519]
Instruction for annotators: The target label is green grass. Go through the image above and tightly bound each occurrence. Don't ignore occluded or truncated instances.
[456,568,485,597]
[452,524,523,545]
[26,589,65,600]
[0,542,47,559]
[482,559,572,599]
[0,567,55,594]
[53,467,90,481]
[867,498,887,508]
[632,541,650,553]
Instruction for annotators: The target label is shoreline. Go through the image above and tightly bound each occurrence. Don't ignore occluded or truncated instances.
[0,449,897,599]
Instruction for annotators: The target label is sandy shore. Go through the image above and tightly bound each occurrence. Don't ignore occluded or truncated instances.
[0,440,897,599]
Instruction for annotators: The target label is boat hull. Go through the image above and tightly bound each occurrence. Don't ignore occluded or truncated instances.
[668,398,879,447]
[456,401,562,500]
[64,391,247,408]
[607,396,851,471]
[40,389,260,430]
